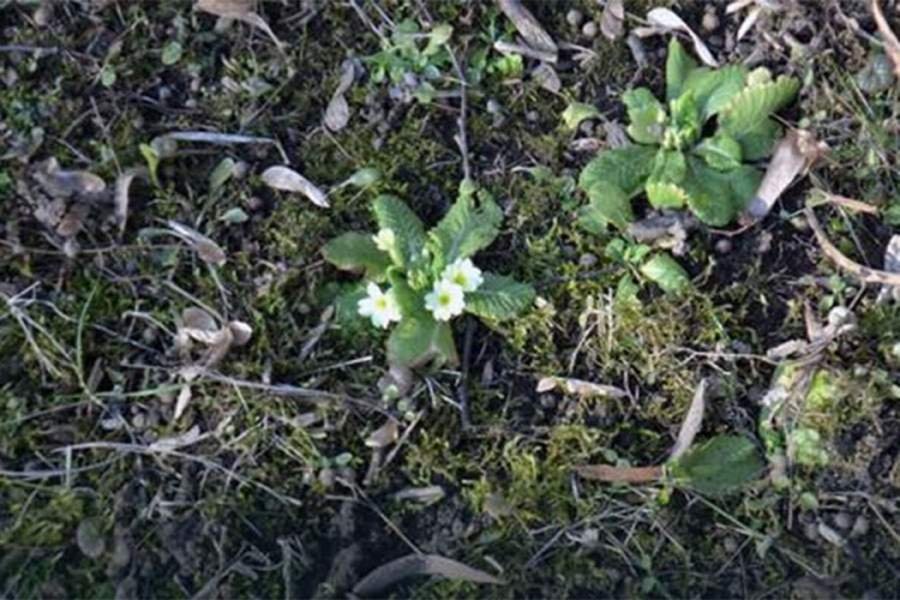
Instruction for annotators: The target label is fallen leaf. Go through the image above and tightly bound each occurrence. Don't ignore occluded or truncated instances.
[872,0,900,78]
[531,62,560,93]
[182,307,218,333]
[643,8,718,67]
[536,376,627,399]
[228,320,253,346]
[495,0,557,55]
[670,379,707,460]
[202,325,235,367]
[575,464,663,482]
[196,0,284,50]
[174,383,192,422]
[114,167,149,237]
[561,102,599,130]
[34,157,106,198]
[353,554,503,596]
[261,166,329,208]
[365,420,399,449]
[166,220,227,266]
[877,235,900,303]
[55,202,90,237]
[148,424,202,452]
[742,130,827,223]
[600,0,625,41]
[392,485,445,504]
[324,59,355,132]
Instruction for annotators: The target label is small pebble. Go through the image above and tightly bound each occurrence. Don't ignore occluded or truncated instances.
[486,98,502,115]
[582,21,598,40]
[566,9,584,28]
[318,467,335,489]
[722,537,738,554]
[715,238,733,254]
[702,10,720,33]
[834,512,852,530]
[579,253,598,268]
[851,516,870,538]
[526,110,539,123]
[246,196,264,211]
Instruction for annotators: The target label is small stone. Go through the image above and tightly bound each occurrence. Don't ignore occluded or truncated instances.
[715,238,733,254]
[246,196,264,211]
[486,99,502,114]
[582,21,598,39]
[702,10,720,32]
[526,110,539,123]
[850,516,870,538]
[722,537,738,554]
[834,512,852,530]
[579,253,598,268]
[566,9,584,28]
[318,467,335,489]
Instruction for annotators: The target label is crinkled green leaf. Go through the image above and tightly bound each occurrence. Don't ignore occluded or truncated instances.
[562,102,600,130]
[682,159,761,225]
[577,181,633,232]
[465,273,535,321]
[719,75,799,138]
[640,253,690,293]
[682,66,748,120]
[322,232,392,281]
[623,87,667,144]
[647,181,689,209]
[372,195,428,269]
[668,92,701,147]
[387,315,458,368]
[667,435,764,496]
[694,134,743,171]
[428,185,502,273]
[333,282,368,324]
[579,145,656,199]
[388,270,425,318]
[666,38,698,102]
[730,118,782,160]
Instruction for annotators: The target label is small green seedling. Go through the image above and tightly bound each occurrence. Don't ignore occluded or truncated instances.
[578,38,800,229]
[322,181,535,368]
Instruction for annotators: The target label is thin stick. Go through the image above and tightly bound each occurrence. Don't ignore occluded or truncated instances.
[456,317,475,429]
[448,47,472,181]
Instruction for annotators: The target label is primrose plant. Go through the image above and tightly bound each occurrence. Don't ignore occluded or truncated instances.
[323,181,535,368]
[578,38,800,230]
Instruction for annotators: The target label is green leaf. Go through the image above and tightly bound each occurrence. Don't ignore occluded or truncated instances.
[682,159,761,226]
[623,88,667,144]
[668,92,701,147]
[161,41,183,66]
[579,145,656,199]
[719,75,799,138]
[577,181,634,232]
[372,195,428,269]
[731,118,782,160]
[387,315,458,368]
[322,233,392,281]
[640,254,690,293]
[139,143,160,187]
[562,102,599,130]
[667,435,764,496]
[387,270,424,317]
[693,134,743,171]
[666,38,698,102]
[681,66,747,120]
[424,23,453,55]
[428,186,502,273]
[648,150,687,184]
[465,273,534,321]
[646,182,689,209]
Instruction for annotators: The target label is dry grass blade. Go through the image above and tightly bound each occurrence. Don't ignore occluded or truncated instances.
[805,206,900,286]
[167,220,227,266]
[742,130,827,223]
[34,158,106,198]
[575,464,663,483]
[114,167,148,237]
[353,554,503,596]
[261,165,329,208]
[600,0,625,41]
[670,379,707,460]
[195,0,285,50]
[148,425,202,452]
[871,0,900,77]
[495,0,557,55]
[645,8,718,67]
[536,376,627,399]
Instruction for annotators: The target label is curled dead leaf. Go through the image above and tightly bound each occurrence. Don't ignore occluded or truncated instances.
[195,0,284,50]
[495,0,557,55]
[167,220,227,266]
[114,167,149,237]
[148,424,202,452]
[641,8,718,67]
[365,420,399,449]
[600,0,625,41]
[353,554,503,597]
[536,376,627,399]
[261,166,329,208]
[742,130,827,223]
[228,320,253,346]
[670,379,707,460]
[324,59,356,132]
[34,158,106,198]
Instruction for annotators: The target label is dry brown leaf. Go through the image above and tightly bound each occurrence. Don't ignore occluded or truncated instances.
[365,420,399,449]
[195,0,284,50]
[742,130,827,223]
[670,379,707,460]
[174,384,193,422]
[148,424,202,452]
[167,220,227,266]
[805,206,900,287]
[353,554,503,596]
[34,157,106,198]
[324,60,355,132]
[202,325,234,367]
[182,307,218,332]
[228,320,253,346]
[643,8,718,67]
[531,62,560,93]
[872,0,900,78]
[55,202,90,237]
[261,166,329,208]
[600,0,625,41]
[114,167,148,237]
[495,0,557,55]
[575,464,663,482]
[536,376,627,399]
